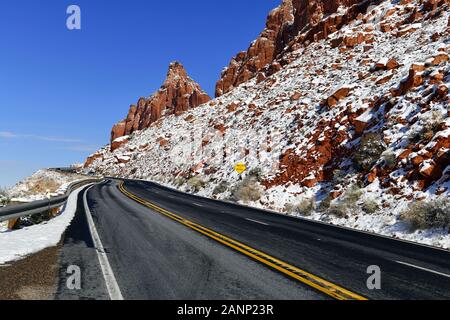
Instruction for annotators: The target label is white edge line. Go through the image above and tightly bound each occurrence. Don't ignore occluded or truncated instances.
[395,260,450,279]
[83,185,124,300]
[245,218,269,226]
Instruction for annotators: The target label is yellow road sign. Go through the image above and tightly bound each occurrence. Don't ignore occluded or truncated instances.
[234,163,247,175]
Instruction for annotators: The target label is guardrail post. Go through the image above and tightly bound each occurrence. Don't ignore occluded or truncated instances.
[7,218,19,230]
[50,207,60,218]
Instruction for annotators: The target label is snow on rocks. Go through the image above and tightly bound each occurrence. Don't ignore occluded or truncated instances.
[111,135,130,152]
[85,0,450,249]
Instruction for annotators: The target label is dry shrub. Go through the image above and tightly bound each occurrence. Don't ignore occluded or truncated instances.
[213,181,229,195]
[409,111,444,143]
[318,193,333,212]
[355,132,386,171]
[284,203,295,214]
[401,199,450,230]
[294,198,315,216]
[329,203,348,218]
[27,178,59,194]
[381,150,397,170]
[362,199,379,214]
[231,177,262,203]
[187,176,206,192]
[173,177,186,188]
[328,185,362,218]
[285,198,315,216]
[0,187,10,206]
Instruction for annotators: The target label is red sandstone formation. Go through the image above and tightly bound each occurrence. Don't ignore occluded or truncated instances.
[215,0,379,97]
[111,62,210,145]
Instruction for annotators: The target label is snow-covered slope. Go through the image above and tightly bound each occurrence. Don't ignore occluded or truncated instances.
[85,0,450,248]
[8,169,87,203]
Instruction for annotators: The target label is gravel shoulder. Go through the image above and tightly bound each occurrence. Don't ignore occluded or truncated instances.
[0,243,61,300]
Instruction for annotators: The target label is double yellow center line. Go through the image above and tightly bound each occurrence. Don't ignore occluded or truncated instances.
[118,182,367,300]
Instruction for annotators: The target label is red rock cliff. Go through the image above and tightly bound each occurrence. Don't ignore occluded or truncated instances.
[215,0,374,97]
[111,62,211,144]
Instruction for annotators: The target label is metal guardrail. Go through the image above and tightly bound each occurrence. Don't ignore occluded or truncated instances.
[0,179,101,223]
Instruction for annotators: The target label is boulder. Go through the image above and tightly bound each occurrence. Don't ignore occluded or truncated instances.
[430,53,449,66]
[111,136,130,152]
[327,86,352,107]
[392,69,423,96]
[84,152,103,168]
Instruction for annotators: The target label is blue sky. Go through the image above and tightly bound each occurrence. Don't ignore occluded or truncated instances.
[0,0,279,187]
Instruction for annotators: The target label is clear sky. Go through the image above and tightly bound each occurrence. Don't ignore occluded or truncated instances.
[0,0,279,187]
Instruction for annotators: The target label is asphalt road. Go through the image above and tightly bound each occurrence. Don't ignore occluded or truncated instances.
[56,180,450,300]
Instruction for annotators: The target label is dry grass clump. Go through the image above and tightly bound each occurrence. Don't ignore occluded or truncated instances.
[230,176,262,203]
[409,111,444,143]
[187,176,206,192]
[362,199,379,214]
[355,132,386,171]
[286,198,315,216]
[26,178,60,194]
[213,181,229,195]
[401,199,450,231]
[381,150,397,170]
[173,177,186,188]
[329,185,363,218]
[0,187,10,206]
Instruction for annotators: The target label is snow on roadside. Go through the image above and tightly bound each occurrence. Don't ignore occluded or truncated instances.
[0,186,85,265]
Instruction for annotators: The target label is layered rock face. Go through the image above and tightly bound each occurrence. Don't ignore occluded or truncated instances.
[111,62,210,146]
[215,0,377,97]
[85,0,450,247]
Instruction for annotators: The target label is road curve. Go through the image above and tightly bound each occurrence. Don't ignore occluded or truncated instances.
[57,179,450,300]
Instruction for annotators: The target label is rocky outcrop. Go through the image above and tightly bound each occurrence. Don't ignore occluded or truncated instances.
[215,0,377,97]
[84,152,103,168]
[111,62,210,144]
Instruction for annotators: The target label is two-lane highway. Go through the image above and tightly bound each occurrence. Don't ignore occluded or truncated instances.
[56,179,450,300]
[57,180,325,299]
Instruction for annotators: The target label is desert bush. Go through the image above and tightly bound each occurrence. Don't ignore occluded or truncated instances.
[332,169,346,184]
[213,181,229,195]
[355,132,386,171]
[230,176,262,203]
[381,150,397,170]
[329,203,348,218]
[173,177,186,188]
[409,111,444,143]
[342,185,363,206]
[28,177,59,194]
[284,198,315,216]
[284,203,295,214]
[247,167,263,182]
[0,187,10,206]
[362,199,379,214]
[401,199,450,230]
[187,176,206,192]
[294,198,315,216]
[318,193,333,212]
[328,185,362,217]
